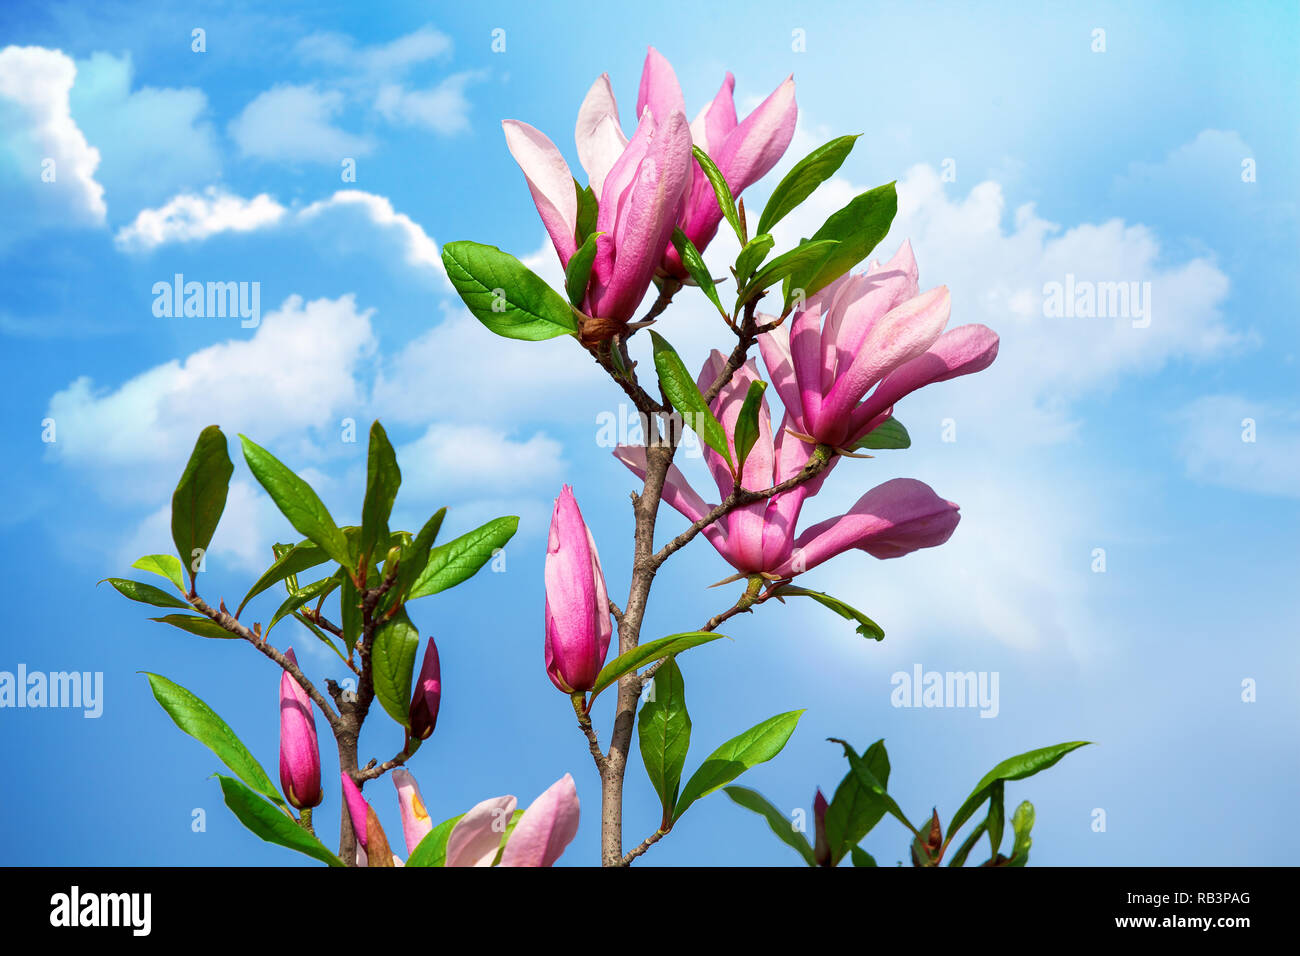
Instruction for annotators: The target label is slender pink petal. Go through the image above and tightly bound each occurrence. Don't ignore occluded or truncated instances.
[279,647,321,810]
[575,74,628,197]
[850,324,1000,438]
[636,47,685,135]
[757,321,805,430]
[502,120,578,266]
[716,75,797,195]
[498,774,581,868]
[392,769,433,855]
[340,773,370,850]
[590,108,693,321]
[445,795,518,867]
[823,242,919,386]
[774,478,960,576]
[689,73,737,154]
[815,286,950,445]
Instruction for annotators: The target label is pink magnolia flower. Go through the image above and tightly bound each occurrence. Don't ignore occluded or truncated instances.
[759,240,1000,449]
[544,486,612,694]
[497,773,581,868]
[408,637,440,741]
[579,47,797,277]
[503,87,693,323]
[278,648,321,810]
[642,47,797,274]
[392,769,433,855]
[614,350,961,578]
[340,772,398,867]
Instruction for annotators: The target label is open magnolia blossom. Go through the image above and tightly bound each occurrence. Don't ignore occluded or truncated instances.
[759,240,1000,450]
[502,46,797,323]
[614,351,962,579]
[391,770,581,868]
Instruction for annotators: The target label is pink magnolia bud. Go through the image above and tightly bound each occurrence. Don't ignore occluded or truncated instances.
[813,788,831,867]
[544,487,612,693]
[409,637,441,740]
[278,648,321,810]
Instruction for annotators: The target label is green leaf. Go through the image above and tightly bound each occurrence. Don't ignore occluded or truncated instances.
[830,737,917,835]
[692,146,743,245]
[236,541,330,617]
[648,330,733,470]
[574,180,598,244]
[143,673,282,805]
[947,741,1092,841]
[637,657,692,815]
[789,181,898,298]
[395,507,447,602]
[170,425,233,590]
[673,710,804,822]
[441,241,577,341]
[216,775,342,867]
[670,228,725,316]
[824,738,891,864]
[732,380,768,480]
[852,416,911,451]
[150,614,238,640]
[734,233,774,285]
[772,585,884,641]
[564,230,601,308]
[741,239,840,307]
[406,813,466,867]
[986,780,1006,858]
[372,608,421,728]
[131,554,186,594]
[947,820,989,867]
[756,135,859,236]
[1008,800,1035,866]
[407,515,518,600]
[850,845,878,867]
[360,421,401,567]
[590,631,726,702]
[723,785,815,866]
[266,572,341,636]
[239,435,351,568]
[101,578,192,610]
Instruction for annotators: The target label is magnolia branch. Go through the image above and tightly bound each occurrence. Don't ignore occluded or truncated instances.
[188,594,342,730]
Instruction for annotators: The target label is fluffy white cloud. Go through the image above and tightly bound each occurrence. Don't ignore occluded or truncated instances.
[45,294,376,492]
[114,188,442,279]
[229,84,373,163]
[296,25,452,76]
[69,52,221,215]
[0,45,105,231]
[114,188,286,250]
[374,72,477,135]
[397,424,566,499]
[1174,394,1300,498]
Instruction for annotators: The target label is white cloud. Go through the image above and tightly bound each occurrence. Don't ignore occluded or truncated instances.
[45,294,376,493]
[114,188,442,279]
[296,25,452,76]
[114,188,286,251]
[397,424,566,499]
[374,72,477,135]
[1174,394,1300,498]
[0,45,105,231]
[69,51,221,215]
[229,84,373,163]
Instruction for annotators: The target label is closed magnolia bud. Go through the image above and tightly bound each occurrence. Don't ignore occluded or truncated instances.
[543,487,612,694]
[813,788,831,867]
[278,648,321,810]
[409,637,441,740]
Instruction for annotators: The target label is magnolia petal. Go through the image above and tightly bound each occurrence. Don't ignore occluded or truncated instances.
[502,120,578,266]
[445,795,519,867]
[498,774,581,868]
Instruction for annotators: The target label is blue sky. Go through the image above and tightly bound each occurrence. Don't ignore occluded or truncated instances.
[1,0,1297,866]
